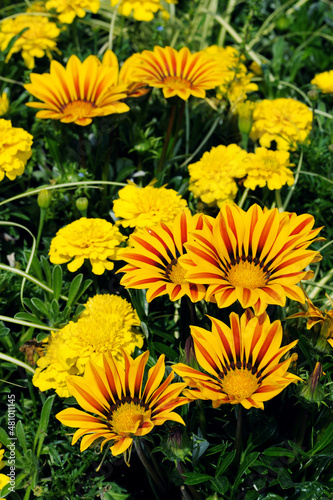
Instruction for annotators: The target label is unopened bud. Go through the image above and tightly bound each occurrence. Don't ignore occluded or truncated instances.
[37,189,52,209]
[307,89,319,101]
[76,197,89,214]
[299,362,325,403]
[237,101,255,135]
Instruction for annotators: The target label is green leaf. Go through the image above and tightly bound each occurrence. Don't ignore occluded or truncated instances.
[153,342,178,360]
[33,395,55,457]
[216,450,236,476]
[184,472,213,485]
[51,265,63,301]
[263,446,295,458]
[71,278,93,304]
[16,420,28,454]
[41,255,52,287]
[67,274,83,308]
[310,421,333,455]
[231,452,259,494]
[14,312,46,326]
[30,298,51,319]
[50,299,60,315]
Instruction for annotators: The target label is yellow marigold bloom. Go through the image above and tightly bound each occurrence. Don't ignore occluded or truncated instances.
[244,147,295,191]
[0,447,5,470]
[49,217,126,274]
[0,119,33,182]
[56,351,187,462]
[111,0,176,21]
[0,15,60,69]
[250,98,313,151]
[204,45,258,106]
[119,211,207,302]
[128,46,225,100]
[173,312,301,410]
[0,93,9,117]
[24,54,129,126]
[113,182,188,229]
[46,0,100,24]
[26,1,48,12]
[188,144,248,207]
[33,294,143,397]
[311,70,333,93]
[0,474,10,490]
[180,203,322,315]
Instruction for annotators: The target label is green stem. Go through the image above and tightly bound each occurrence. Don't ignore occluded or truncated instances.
[238,187,249,209]
[218,0,237,46]
[134,440,168,499]
[240,132,249,151]
[0,353,35,374]
[36,208,46,250]
[275,189,283,212]
[108,5,118,50]
[179,115,221,169]
[156,104,177,177]
[234,405,243,462]
[0,314,58,332]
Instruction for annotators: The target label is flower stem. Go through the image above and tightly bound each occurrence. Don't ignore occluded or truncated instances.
[234,405,243,462]
[36,208,46,250]
[156,104,177,178]
[238,187,249,209]
[134,440,168,499]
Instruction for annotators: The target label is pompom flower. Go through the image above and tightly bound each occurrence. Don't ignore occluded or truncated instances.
[180,203,322,315]
[110,0,176,22]
[204,45,258,106]
[24,55,129,126]
[128,46,225,100]
[311,70,333,94]
[0,15,60,69]
[243,147,295,191]
[46,0,100,24]
[49,217,126,274]
[173,311,301,410]
[0,119,33,181]
[56,350,188,463]
[188,144,248,207]
[113,182,188,229]
[33,294,143,397]
[0,93,9,116]
[118,211,207,302]
[249,98,313,151]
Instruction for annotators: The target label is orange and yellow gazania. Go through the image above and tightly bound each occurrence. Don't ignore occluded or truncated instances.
[128,46,225,100]
[179,204,322,315]
[118,211,206,302]
[173,311,301,410]
[56,350,187,463]
[24,54,129,126]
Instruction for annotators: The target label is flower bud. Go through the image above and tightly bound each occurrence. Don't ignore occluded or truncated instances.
[37,189,52,209]
[76,197,89,214]
[0,92,9,116]
[307,89,319,101]
[237,101,255,135]
[299,362,325,404]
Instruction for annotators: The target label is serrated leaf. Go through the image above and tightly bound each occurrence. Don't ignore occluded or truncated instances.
[51,265,62,301]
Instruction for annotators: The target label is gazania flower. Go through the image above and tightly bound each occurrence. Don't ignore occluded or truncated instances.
[0,15,60,69]
[46,0,100,24]
[110,0,176,22]
[249,98,313,151]
[173,312,301,410]
[24,55,129,126]
[288,296,333,350]
[49,217,126,274]
[100,50,149,99]
[243,148,295,191]
[33,294,143,397]
[128,46,225,100]
[56,351,187,462]
[118,211,206,302]
[180,203,322,315]
[188,144,248,207]
[311,70,333,94]
[0,93,9,116]
[0,119,33,181]
[113,182,188,229]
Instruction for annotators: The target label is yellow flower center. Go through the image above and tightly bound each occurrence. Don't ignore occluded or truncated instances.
[166,260,188,285]
[227,260,267,289]
[222,369,259,400]
[163,76,191,90]
[111,402,149,435]
[61,100,96,118]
